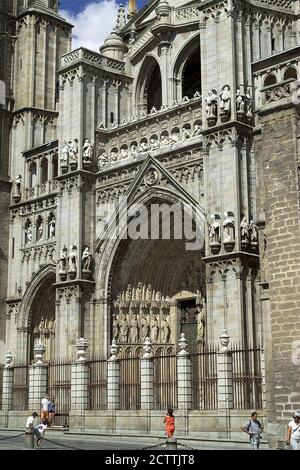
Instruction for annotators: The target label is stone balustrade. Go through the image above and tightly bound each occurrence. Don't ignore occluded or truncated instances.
[96,95,202,170]
[61,47,125,73]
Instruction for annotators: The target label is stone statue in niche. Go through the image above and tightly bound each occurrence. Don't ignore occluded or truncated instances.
[223,212,235,242]
[146,284,152,302]
[150,138,160,150]
[119,148,128,160]
[48,318,55,337]
[82,246,93,277]
[38,317,45,340]
[219,85,231,121]
[160,134,169,147]
[182,128,191,140]
[58,246,68,280]
[60,141,69,168]
[69,139,78,169]
[140,314,149,343]
[97,152,109,170]
[48,215,56,238]
[36,218,43,241]
[13,175,22,202]
[205,89,218,125]
[130,144,138,159]
[25,221,33,244]
[82,139,93,166]
[139,141,148,153]
[68,244,77,279]
[193,124,202,136]
[150,314,159,342]
[240,216,249,244]
[130,313,139,343]
[112,313,119,341]
[196,303,206,344]
[208,214,221,244]
[236,89,245,114]
[120,313,129,342]
[161,314,170,343]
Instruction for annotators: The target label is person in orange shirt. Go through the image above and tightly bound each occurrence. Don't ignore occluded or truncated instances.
[164,407,175,438]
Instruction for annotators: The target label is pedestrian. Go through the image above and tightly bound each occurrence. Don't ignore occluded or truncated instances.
[25,411,38,431]
[164,407,175,438]
[40,393,50,423]
[241,411,264,450]
[48,397,56,427]
[286,411,300,450]
[33,420,48,448]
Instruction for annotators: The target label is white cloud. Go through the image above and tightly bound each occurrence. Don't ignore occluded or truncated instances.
[60,0,119,52]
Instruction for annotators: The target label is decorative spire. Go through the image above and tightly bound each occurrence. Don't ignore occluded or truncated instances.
[116,3,127,33]
[128,0,137,18]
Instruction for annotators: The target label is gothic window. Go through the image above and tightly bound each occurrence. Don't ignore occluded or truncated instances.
[264,74,277,87]
[41,158,48,184]
[52,153,58,178]
[146,63,162,113]
[182,48,201,99]
[284,67,297,81]
[29,161,37,188]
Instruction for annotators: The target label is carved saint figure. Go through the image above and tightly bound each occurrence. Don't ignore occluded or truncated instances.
[219,85,231,114]
[161,315,170,344]
[196,304,206,343]
[68,245,77,273]
[236,89,245,113]
[160,134,169,147]
[140,314,149,343]
[82,139,93,161]
[36,218,43,241]
[48,318,55,337]
[193,124,202,136]
[61,141,69,164]
[25,221,33,244]
[182,128,191,140]
[150,138,160,150]
[208,214,221,244]
[97,153,109,170]
[205,89,218,118]
[59,247,68,273]
[223,212,235,243]
[249,219,258,242]
[240,216,249,242]
[112,314,119,341]
[69,139,78,163]
[82,246,92,272]
[130,314,139,343]
[139,141,148,153]
[49,215,56,238]
[130,145,138,159]
[120,313,129,342]
[38,317,45,340]
[150,314,159,342]
[15,175,22,197]
[119,148,128,160]
[170,133,179,145]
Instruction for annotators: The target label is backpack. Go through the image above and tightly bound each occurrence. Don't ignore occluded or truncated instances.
[246,419,262,433]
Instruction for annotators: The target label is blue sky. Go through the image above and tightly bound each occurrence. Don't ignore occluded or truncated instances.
[60,0,147,15]
[59,0,149,51]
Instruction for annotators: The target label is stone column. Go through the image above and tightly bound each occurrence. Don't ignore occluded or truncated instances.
[217,329,233,410]
[140,337,154,410]
[177,333,192,410]
[71,338,90,411]
[2,352,14,411]
[107,340,120,410]
[28,343,48,411]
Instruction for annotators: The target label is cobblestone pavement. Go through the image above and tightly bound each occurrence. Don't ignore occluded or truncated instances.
[0,430,252,450]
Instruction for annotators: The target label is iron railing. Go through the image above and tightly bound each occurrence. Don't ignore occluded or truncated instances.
[12,365,29,410]
[47,360,71,428]
[232,345,263,410]
[119,356,141,410]
[87,358,107,410]
[153,354,178,410]
[190,346,218,410]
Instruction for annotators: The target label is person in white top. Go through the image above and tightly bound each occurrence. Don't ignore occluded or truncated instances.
[25,412,38,430]
[34,420,48,448]
[41,393,50,421]
[287,411,300,450]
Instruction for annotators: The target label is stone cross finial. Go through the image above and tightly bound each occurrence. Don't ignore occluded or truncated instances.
[109,339,118,360]
[143,337,152,358]
[34,343,46,364]
[219,328,230,352]
[76,337,88,362]
[4,350,13,369]
[178,333,189,356]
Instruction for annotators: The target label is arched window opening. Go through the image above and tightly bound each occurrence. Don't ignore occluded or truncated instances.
[53,153,58,178]
[146,63,162,113]
[29,162,37,188]
[284,67,297,81]
[264,74,277,87]
[182,48,201,99]
[41,159,48,184]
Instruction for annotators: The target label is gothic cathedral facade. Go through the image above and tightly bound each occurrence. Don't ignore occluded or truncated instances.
[0,0,300,445]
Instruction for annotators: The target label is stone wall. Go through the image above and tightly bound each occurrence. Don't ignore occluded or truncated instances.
[255,105,300,434]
